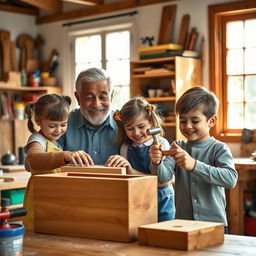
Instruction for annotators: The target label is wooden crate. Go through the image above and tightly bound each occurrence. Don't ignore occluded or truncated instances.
[138,219,224,250]
[33,172,157,242]
[61,165,126,174]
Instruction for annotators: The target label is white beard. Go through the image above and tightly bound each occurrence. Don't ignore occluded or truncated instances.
[81,107,111,127]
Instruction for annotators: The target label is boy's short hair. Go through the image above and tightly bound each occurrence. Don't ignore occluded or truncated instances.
[175,86,219,120]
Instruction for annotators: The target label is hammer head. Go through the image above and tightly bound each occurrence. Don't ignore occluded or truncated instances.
[147,126,161,144]
[147,126,161,136]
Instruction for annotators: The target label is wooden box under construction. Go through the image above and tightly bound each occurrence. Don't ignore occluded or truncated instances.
[60,165,126,174]
[138,219,224,250]
[33,172,157,242]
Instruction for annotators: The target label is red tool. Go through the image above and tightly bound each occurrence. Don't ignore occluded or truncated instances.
[0,198,26,229]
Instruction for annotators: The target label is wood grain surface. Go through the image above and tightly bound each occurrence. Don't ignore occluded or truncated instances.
[138,219,224,250]
[158,5,177,44]
[22,232,256,256]
[61,165,126,174]
[33,172,157,242]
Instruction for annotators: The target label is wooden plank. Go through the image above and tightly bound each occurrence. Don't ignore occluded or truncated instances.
[138,219,224,250]
[13,119,31,158]
[0,120,14,157]
[0,4,38,15]
[178,14,190,49]
[61,165,126,174]
[33,172,157,242]
[10,42,19,72]
[158,5,177,44]
[0,30,10,41]
[0,165,25,172]
[0,176,15,182]
[1,171,30,190]
[1,39,11,78]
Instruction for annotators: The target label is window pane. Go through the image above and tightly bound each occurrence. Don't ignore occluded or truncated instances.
[75,62,102,78]
[75,35,101,63]
[106,31,130,60]
[245,103,256,129]
[227,76,243,101]
[227,103,244,129]
[226,49,244,75]
[245,75,256,101]
[106,60,130,85]
[226,21,243,49]
[112,86,130,110]
[245,19,256,48]
[244,48,256,74]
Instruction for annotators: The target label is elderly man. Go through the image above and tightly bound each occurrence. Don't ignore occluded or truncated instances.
[58,68,120,165]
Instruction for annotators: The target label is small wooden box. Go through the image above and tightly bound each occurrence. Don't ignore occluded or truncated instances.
[33,172,157,242]
[60,165,126,174]
[138,219,224,250]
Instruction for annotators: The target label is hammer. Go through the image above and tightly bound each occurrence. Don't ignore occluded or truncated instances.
[147,126,161,145]
[147,126,175,156]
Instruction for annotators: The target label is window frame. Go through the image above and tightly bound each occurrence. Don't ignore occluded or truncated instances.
[209,0,256,142]
[62,16,138,109]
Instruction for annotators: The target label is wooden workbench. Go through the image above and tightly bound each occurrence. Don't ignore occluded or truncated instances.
[22,232,256,255]
[0,169,30,191]
[227,157,256,235]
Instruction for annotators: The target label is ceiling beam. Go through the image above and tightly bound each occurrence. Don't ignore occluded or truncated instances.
[37,0,177,24]
[60,0,103,6]
[20,0,62,13]
[0,3,38,15]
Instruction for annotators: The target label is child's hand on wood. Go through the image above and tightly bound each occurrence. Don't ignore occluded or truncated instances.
[64,150,94,166]
[171,142,196,171]
[148,144,163,165]
[105,155,133,173]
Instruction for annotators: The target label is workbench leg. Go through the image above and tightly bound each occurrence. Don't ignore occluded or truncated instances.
[227,180,244,235]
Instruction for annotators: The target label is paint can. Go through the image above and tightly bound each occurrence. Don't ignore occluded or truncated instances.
[0,223,24,256]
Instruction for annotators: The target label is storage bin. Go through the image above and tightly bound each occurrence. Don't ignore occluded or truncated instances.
[1,189,25,205]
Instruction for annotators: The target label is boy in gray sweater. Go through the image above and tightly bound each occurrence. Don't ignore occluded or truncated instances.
[149,86,238,233]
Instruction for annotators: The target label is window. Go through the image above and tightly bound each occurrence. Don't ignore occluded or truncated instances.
[73,27,131,110]
[209,1,256,142]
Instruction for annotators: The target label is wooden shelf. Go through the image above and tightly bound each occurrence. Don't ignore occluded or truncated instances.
[146,96,176,102]
[163,122,176,127]
[131,57,176,64]
[130,56,202,141]
[131,72,175,78]
[0,86,62,93]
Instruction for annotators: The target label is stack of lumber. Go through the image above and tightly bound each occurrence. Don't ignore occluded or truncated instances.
[139,44,183,60]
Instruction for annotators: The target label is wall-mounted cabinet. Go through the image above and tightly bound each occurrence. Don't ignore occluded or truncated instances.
[130,56,202,142]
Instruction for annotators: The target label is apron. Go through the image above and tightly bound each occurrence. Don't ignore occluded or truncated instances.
[23,139,62,231]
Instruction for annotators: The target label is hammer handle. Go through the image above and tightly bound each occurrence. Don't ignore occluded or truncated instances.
[162,149,175,156]
[153,140,159,146]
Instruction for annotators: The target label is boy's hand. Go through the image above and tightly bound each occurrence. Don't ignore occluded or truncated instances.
[105,155,133,173]
[171,142,196,171]
[64,150,94,167]
[149,144,163,165]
